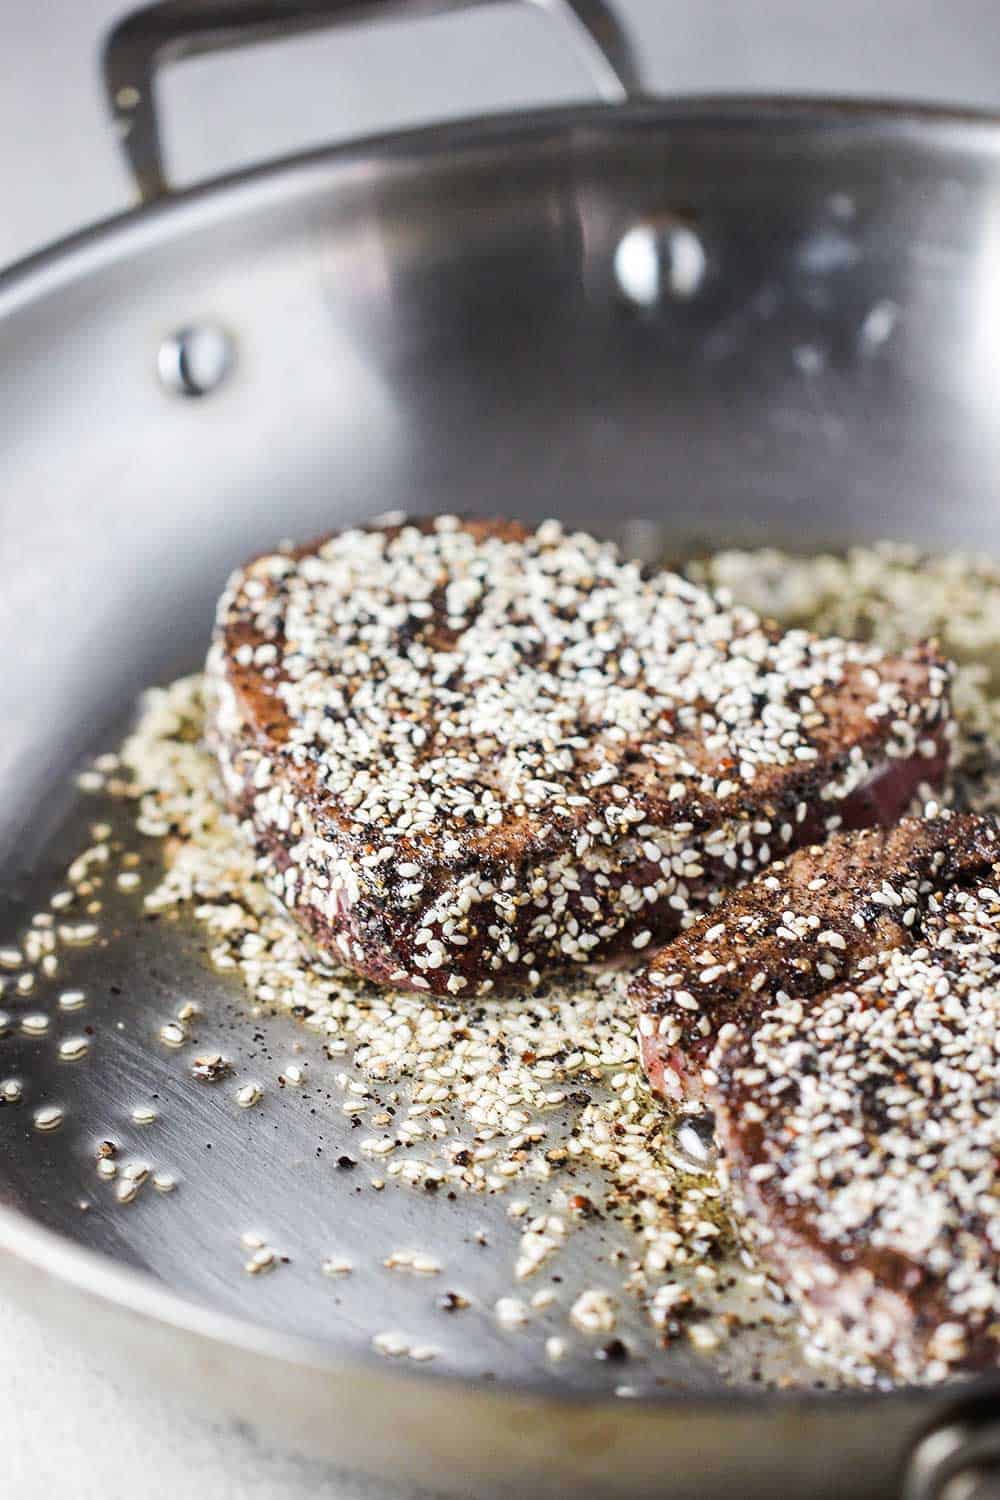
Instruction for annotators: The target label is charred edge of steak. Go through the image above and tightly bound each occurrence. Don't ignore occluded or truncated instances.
[633,809,985,1103]
[634,812,1000,1380]
[714,1102,1000,1380]
[216,722,951,999]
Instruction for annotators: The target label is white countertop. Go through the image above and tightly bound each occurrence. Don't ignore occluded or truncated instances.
[4,1292,439,1500]
[4,4,1000,1495]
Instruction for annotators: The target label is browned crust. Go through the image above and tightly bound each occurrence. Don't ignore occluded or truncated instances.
[632,812,1000,1376]
[207,517,952,996]
[632,813,993,1099]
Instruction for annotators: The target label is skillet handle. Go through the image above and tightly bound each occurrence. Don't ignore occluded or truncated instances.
[102,0,641,205]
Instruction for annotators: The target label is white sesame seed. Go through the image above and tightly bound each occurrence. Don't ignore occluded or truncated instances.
[244,1246,277,1275]
[58,1035,90,1061]
[58,922,99,946]
[322,1256,353,1277]
[687,1323,721,1352]
[569,1289,616,1334]
[495,1297,530,1327]
[33,1104,64,1132]
[373,1330,410,1357]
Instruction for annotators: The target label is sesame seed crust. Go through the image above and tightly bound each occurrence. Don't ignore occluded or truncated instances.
[633,812,1000,1382]
[632,814,999,1102]
[205,516,951,997]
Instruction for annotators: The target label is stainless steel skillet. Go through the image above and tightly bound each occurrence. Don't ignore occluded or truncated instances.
[2,2,1000,1495]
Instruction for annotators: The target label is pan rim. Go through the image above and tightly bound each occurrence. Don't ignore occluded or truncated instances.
[4,91,1000,316]
[0,1185,986,1415]
[2,87,1000,1421]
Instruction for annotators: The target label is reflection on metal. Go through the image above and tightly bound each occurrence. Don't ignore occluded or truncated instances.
[906,1413,1000,1500]
[674,1112,718,1171]
[614,220,706,308]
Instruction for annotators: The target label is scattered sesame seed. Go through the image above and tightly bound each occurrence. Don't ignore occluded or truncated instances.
[372,1331,410,1358]
[58,1035,90,1061]
[687,1323,721,1353]
[58,922,98,946]
[244,1246,277,1275]
[495,1297,530,1328]
[570,1289,617,1334]
[322,1256,353,1277]
[191,1054,232,1082]
[385,1249,442,1276]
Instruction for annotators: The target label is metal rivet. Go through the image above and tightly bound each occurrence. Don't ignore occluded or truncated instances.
[614,220,706,308]
[905,1417,1000,1500]
[939,1467,1000,1500]
[158,324,234,398]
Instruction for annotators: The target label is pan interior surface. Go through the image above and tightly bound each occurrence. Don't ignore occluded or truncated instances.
[0,768,798,1393]
[3,100,1000,1495]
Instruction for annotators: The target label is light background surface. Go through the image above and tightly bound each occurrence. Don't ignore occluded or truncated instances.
[2,3,999,1495]
[4,0,1000,268]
